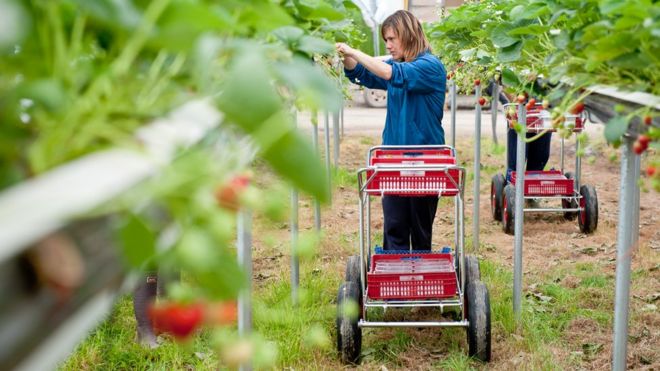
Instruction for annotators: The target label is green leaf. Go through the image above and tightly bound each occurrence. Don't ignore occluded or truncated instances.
[502,68,521,87]
[297,35,334,55]
[297,0,344,20]
[261,130,330,202]
[274,58,343,112]
[216,47,282,133]
[491,24,518,48]
[508,24,549,36]
[118,214,156,268]
[72,0,141,29]
[496,41,523,63]
[604,116,630,143]
[152,2,232,51]
[553,31,569,49]
[273,26,305,44]
[584,33,637,62]
[516,3,548,19]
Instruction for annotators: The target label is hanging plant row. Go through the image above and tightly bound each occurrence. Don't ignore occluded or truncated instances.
[426,0,659,189]
[0,0,365,366]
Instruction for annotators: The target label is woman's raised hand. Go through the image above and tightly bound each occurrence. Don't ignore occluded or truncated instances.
[335,42,355,58]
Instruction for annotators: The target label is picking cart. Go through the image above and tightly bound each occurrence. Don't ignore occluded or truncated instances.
[336,145,491,364]
[490,103,599,234]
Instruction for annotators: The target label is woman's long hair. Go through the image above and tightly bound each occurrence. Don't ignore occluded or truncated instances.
[381,10,430,62]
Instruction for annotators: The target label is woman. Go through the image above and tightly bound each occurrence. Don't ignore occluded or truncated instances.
[336,10,446,251]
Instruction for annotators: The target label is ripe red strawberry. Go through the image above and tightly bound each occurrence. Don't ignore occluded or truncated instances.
[478,96,486,106]
[638,134,650,147]
[526,98,536,110]
[474,79,481,86]
[215,174,251,211]
[206,301,238,325]
[517,95,526,104]
[633,141,645,155]
[647,166,656,177]
[570,102,585,114]
[149,302,204,340]
[643,115,652,125]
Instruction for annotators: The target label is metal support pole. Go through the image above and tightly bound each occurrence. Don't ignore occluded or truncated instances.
[491,84,499,145]
[473,84,482,251]
[560,138,565,174]
[450,81,457,148]
[333,111,340,168]
[575,136,582,190]
[372,24,380,56]
[291,111,299,304]
[311,114,321,230]
[612,138,636,371]
[513,104,526,324]
[340,105,345,138]
[631,154,641,249]
[324,111,332,204]
[237,208,252,371]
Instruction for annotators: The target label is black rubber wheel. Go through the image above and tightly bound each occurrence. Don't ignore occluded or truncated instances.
[490,173,506,221]
[465,255,481,289]
[578,185,598,234]
[466,281,491,362]
[502,184,516,235]
[364,88,387,108]
[345,255,361,286]
[562,172,578,220]
[336,282,362,364]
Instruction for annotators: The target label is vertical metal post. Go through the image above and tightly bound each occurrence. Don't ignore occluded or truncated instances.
[450,80,457,148]
[473,84,482,251]
[312,114,321,231]
[513,104,526,324]
[612,138,636,371]
[575,136,581,190]
[631,154,641,249]
[491,84,499,145]
[358,193,366,296]
[341,105,345,138]
[237,208,252,371]
[324,112,332,205]
[291,111,299,305]
[560,138,565,173]
[333,111,340,168]
[372,24,380,56]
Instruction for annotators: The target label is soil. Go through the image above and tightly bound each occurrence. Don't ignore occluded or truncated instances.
[251,130,659,370]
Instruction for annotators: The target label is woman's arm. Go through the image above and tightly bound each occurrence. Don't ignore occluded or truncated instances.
[336,43,392,80]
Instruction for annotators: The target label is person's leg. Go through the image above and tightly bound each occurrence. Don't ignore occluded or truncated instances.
[506,128,519,181]
[409,196,439,250]
[133,272,158,348]
[526,132,552,171]
[382,195,411,250]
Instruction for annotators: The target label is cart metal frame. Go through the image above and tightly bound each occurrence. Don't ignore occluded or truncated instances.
[355,145,468,328]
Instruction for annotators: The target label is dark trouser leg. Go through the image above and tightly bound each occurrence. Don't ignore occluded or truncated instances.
[507,129,553,176]
[409,196,439,250]
[382,195,411,250]
[133,272,158,348]
[526,132,552,171]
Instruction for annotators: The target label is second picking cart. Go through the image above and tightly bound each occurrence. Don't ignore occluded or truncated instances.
[490,103,599,234]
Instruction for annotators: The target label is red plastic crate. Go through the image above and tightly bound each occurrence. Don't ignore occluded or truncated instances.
[365,150,461,196]
[366,254,457,300]
[510,170,574,196]
[371,148,454,158]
